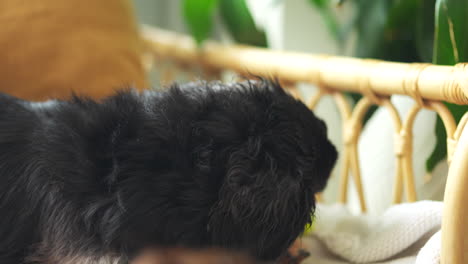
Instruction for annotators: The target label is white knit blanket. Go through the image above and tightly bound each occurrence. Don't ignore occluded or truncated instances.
[302,201,442,264]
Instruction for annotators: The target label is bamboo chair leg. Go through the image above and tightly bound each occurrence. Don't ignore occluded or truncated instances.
[308,90,325,110]
[349,144,367,212]
[285,85,301,100]
[339,147,350,204]
[441,124,468,264]
[402,153,417,202]
[392,157,404,204]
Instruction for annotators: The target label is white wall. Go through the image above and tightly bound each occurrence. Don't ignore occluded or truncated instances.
[133,0,187,33]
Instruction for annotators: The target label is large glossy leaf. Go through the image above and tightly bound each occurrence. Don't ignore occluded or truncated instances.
[219,0,267,47]
[349,0,418,122]
[355,0,422,62]
[386,0,419,29]
[353,0,390,59]
[182,0,218,45]
[310,0,421,60]
[427,0,468,172]
[433,0,468,65]
[308,0,343,43]
[310,0,327,8]
[415,0,436,63]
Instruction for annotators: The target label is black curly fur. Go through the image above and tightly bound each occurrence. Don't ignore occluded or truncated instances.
[0,79,337,263]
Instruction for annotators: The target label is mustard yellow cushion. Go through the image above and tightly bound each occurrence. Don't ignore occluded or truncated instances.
[0,0,148,101]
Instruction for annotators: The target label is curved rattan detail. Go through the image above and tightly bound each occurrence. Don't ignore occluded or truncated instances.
[301,89,360,211]
[397,104,421,203]
[391,101,457,203]
[142,26,468,105]
[287,86,301,100]
[402,63,431,107]
[454,112,468,140]
[426,102,457,163]
[340,97,403,212]
[357,59,384,105]
[339,97,369,212]
[330,93,354,207]
[443,63,468,105]
[307,89,326,110]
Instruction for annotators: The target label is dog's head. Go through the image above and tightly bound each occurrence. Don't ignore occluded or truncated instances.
[191,80,336,260]
[104,80,337,261]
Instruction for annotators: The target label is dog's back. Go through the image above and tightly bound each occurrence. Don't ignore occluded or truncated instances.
[0,81,337,263]
[0,93,45,262]
[0,92,138,263]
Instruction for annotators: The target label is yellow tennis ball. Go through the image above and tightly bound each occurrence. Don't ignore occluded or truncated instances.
[303,220,315,235]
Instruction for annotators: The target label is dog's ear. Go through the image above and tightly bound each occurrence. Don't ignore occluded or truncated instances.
[207,149,315,261]
[312,137,337,192]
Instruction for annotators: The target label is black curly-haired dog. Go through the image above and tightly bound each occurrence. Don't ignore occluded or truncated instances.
[0,80,337,264]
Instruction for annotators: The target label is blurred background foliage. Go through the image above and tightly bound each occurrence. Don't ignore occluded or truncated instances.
[182,0,467,172]
[182,0,267,46]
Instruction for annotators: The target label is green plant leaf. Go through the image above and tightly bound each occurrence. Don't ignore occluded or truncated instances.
[353,0,390,59]
[386,0,419,29]
[309,0,328,9]
[428,0,468,172]
[311,0,421,59]
[347,0,389,123]
[182,0,218,45]
[415,0,436,62]
[218,0,267,47]
[308,0,343,43]
[433,0,468,65]
[353,0,421,62]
